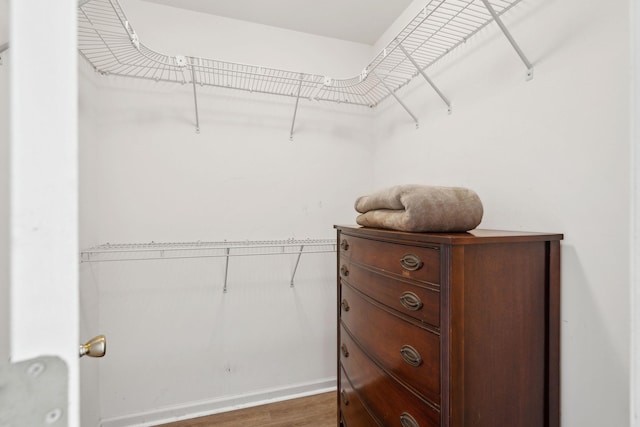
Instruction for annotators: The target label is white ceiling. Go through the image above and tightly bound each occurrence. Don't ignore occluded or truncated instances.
[140,0,414,45]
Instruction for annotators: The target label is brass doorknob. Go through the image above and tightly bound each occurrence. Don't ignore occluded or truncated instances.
[79,335,107,358]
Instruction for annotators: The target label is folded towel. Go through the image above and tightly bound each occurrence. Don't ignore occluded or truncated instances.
[355,185,483,232]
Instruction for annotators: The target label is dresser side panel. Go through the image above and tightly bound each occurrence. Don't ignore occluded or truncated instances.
[547,240,561,427]
[461,242,547,427]
[337,229,344,426]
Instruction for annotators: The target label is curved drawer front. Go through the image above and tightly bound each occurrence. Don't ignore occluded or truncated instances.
[340,367,381,427]
[340,284,440,405]
[339,260,440,328]
[339,235,440,284]
[340,325,440,427]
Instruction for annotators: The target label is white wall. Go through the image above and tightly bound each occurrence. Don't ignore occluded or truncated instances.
[372,0,631,426]
[78,1,375,425]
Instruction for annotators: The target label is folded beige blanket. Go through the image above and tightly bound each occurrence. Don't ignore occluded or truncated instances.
[355,185,483,232]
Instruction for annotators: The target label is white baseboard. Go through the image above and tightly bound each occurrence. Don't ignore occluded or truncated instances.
[99,377,337,427]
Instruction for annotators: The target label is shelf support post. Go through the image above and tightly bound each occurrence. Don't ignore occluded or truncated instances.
[372,70,419,128]
[398,43,451,114]
[290,74,304,141]
[480,0,533,80]
[223,248,230,293]
[190,65,201,133]
[289,245,305,287]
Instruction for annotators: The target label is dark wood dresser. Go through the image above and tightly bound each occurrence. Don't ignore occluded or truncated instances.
[335,225,562,427]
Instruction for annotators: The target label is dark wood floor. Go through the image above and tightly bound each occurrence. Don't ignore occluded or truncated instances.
[154,391,337,427]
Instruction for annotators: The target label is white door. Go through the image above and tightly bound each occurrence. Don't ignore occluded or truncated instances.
[7,0,79,425]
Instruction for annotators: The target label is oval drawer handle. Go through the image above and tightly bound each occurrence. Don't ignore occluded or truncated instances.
[341,389,349,406]
[400,345,423,367]
[341,343,349,358]
[340,265,349,277]
[399,291,423,311]
[341,299,350,312]
[340,239,349,251]
[400,254,423,271]
[400,412,420,427]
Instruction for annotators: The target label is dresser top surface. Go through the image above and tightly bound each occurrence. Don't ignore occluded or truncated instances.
[334,225,563,245]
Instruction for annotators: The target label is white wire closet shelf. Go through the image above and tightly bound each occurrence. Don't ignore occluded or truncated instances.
[80,238,337,291]
[77,0,532,135]
[80,238,336,262]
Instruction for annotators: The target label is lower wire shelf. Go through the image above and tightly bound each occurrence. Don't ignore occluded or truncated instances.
[80,238,337,292]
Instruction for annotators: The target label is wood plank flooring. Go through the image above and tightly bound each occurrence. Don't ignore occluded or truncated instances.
[154,392,337,427]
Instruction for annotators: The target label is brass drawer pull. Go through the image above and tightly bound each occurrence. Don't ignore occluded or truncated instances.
[340,239,349,250]
[399,291,423,311]
[341,343,349,358]
[340,265,349,277]
[341,389,349,406]
[341,299,350,312]
[400,254,423,271]
[400,345,423,367]
[400,412,420,427]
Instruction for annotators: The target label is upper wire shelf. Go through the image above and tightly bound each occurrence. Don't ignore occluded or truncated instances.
[77,0,531,135]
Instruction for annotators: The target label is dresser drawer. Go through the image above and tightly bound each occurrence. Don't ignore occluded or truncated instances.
[339,234,440,284]
[340,284,440,405]
[339,260,440,328]
[340,324,440,427]
[340,367,380,427]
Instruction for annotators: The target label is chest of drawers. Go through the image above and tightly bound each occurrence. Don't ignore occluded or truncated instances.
[335,225,562,427]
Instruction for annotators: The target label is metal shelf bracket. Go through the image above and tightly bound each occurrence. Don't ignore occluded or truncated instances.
[223,247,231,293]
[189,64,201,134]
[290,74,304,141]
[398,42,452,114]
[480,0,533,80]
[289,245,304,287]
[372,70,419,129]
